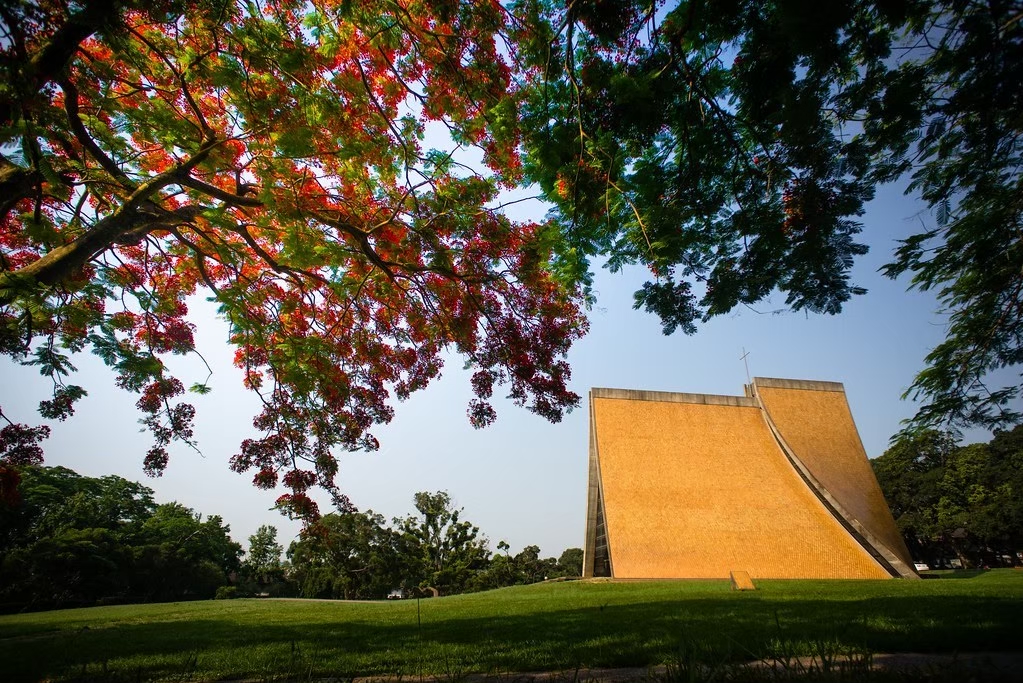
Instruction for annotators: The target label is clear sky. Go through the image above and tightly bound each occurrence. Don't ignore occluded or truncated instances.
[0,179,1002,559]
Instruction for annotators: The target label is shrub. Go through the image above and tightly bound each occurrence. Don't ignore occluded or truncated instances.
[214,586,238,600]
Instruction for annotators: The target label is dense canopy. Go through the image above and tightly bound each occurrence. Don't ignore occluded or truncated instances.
[872,426,1023,567]
[517,0,1023,432]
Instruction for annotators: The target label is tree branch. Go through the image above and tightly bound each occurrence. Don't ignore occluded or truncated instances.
[1,0,122,126]
[178,176,262,207]
[60,78,136,189]
[0,155,43,221]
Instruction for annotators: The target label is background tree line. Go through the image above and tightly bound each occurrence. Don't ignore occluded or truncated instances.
[0,466,582,611]
[0,465,242,611]
[872,425,1023,569]
[285,491,583,600]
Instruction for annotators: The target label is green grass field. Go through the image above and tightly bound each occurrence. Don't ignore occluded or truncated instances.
[1,571,1021,681]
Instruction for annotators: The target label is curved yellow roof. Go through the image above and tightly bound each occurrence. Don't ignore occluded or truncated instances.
[583,380,917,580]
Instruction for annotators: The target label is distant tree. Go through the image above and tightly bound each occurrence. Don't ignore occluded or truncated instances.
[512,544,559,584]
[394,491,490,595]
[244,524,283,587]
[871,431,953,553]
[557,547,584,577]
[0,465,154,568]
[130,502,242,601]
[873,427,1023,567]
[1,527,130,607]
[0,465,155,607]
[935,442,1022,565]
[288,511,400,600]
[985,427,1023,549]
[0,465,240,608]
[470,556,515,592]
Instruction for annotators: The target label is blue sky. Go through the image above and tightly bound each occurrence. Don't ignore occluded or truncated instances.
[0,178,998,559]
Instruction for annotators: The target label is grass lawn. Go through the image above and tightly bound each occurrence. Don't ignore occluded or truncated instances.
[1,570,1021,681]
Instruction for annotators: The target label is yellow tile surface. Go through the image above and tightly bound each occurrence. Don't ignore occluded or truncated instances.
[593,397,889,579]
[756,385,914,569]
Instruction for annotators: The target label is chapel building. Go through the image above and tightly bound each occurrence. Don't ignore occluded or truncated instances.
[583,377,917,579]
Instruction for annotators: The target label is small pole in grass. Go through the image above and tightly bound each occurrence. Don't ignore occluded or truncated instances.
[417,589,423,683]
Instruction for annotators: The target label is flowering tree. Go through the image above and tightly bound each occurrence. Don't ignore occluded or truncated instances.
[0,0,586,517]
